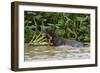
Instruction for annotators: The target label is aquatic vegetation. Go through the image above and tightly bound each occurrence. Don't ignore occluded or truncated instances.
[28,32,48,45]
[24,11,90,44]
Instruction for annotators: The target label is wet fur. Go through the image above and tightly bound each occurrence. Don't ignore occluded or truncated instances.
[41,27,83,47]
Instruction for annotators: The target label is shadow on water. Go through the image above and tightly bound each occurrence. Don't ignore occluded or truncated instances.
[24,44,90,61]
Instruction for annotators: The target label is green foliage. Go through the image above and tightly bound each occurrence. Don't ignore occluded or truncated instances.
[28,32,48,45]
[24,11,90,44]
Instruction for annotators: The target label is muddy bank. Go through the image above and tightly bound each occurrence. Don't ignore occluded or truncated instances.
[24,44,90,61]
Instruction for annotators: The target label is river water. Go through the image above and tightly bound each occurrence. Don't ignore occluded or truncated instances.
[24,44,90,61]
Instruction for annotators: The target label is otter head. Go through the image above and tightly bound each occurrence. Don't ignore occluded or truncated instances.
[41,26,55,37]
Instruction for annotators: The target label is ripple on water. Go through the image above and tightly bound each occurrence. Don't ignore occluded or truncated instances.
[24,44,90,61]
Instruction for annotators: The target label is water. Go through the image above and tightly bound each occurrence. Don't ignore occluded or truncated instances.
[24,44,90,61]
